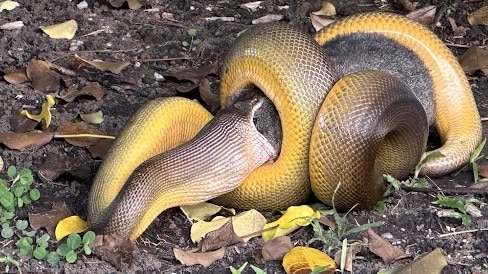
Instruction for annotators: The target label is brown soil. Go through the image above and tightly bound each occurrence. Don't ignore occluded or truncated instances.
[0,0,487,273]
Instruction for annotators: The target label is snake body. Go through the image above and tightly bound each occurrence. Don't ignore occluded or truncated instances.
[88,12,482,240]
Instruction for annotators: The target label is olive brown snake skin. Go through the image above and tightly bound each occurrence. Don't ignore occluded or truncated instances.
[87,12,482,240]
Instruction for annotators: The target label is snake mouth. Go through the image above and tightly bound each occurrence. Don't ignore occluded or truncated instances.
[231,86,283,160]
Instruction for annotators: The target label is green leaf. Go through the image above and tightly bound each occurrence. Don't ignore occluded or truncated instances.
[65,250,77,264]
[17,197,23,208]
[373,201,387,213]
[187,28,197,37]
[435,196,466,213]
[470,138,486,163]
[1,226,14,238]
[193,38,202,45]
[7,166,17,179]
[13,185,24,198]
[67,233,82,250]
[414,151,444,179]
[29,188,41,201]
[19,245,33,256]
[0,191,15,210]
[82,231,96,244]
[250,265,267,274]
[3,211,14,220]
[461,214,472,226]
[21,195,32,205]
[343,221,384,237]
[16,236,33,248]
[182,41,189,47]
[46,252,60,264]
[230,262,248,274]
[83,244,92,255]
[37,233,50,244]
[33,246,47,260]
[15,219,28,230]
[56,243,70,257]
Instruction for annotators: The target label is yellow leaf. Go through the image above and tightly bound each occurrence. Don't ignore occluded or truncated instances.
[467,5,488,26]
[20,94,55,128]
[80,110,104,125]
[312,1,336,16]
[0,0,19,12]
[283,246,336,274]
[40,19,78,39]
[180,202,234,222]
[262,205,320,242]
[55,215,89,241]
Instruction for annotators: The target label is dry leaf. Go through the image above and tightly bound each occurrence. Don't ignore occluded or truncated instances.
[173,247,225,267]
[310,13,335,32]
[282,246,336,274]
[262,205,321,242]
[240,1,262,12]
[70,54,129,74]
[458,46,488,75]
[367,229,408,263]
[180,202,234,222]
[0,21,23,30]
[37,151,91,182]
[252,14,283,24]
[478,163,488,178]
[0,0,19,12]
[0,130,54,150]
[3,69,29,84]
[406,5,436,25]
[199,78,219,111]
[91,234,139,269]
[109,0,142,9]
[55,215,89,241]
[80,110,104,124]
[28,202,72,236]
[87,138,114,159]
[191,209,266,243]
[56,121,106,147]
[468,6,488,26]
[11,113,39,133]
[318,216,336,230]
[20,95,56,128]
[59,82,104,102]
[262,236,293,261]
[379,248,447,274]
[199,219,242,252]
[40,19,78,39]
[447,17,469,38]
[164,62,218,84]
[26,60,61,93]
[333,245,361,272]
[312,1,336,17]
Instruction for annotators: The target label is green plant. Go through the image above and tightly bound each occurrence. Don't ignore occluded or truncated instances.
[470,138,486,184]
[230,262,267,274]
[0,253,20,273]
[182,28,202,52]
[56,231,96,263]
[433,195,481,226]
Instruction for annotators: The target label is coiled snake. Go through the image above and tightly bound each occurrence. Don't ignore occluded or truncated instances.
[87,12,482,240]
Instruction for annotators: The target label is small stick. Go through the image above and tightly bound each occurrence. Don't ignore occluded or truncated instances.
[400,185,488,196]
[437,227,488,238]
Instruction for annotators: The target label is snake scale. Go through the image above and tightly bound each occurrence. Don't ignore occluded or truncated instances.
[87,12,482,240]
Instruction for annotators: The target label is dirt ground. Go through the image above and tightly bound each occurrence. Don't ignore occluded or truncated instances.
[0,0,487,273]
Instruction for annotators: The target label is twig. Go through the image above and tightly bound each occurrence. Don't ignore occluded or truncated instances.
[481,117,488,121]
[400,185,488,196]
[54,134,115,139]
[437,227,488,238]
[134,57,193,62]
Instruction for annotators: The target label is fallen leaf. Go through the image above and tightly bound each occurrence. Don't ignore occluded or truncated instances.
[180,202,235,222]
[40,19,78,39]
[109,0,142,9]
[0,21,23,30]
[163,62,218,84]
[28,202,72,236]
[282,246,336,274]
[55,215,89,241]
[70,54,130,74]
[0,130,54,150]
[367,229,408,263]
[20,94,55,128]
[378,248,447,274]
[240,1,262,12]
[3,69,29,84]
[191,210,266,244]
[312,1,336,17]
[406,5,436,25]
[59,82,104,102]
[80,110,104,124]
[26,60,61,93]
[458,46,488,75]
[252,14,283,24]
[37,151,91,182]
[447,17,469,38]
[262,235,293,261]
[91,234,139,269]
[10,113,39,133]
[199,78,219,111]
[87,138,114,159]
[478,163,488,178]
[0,0,19,12]
[199,219,242,252]
[467,5,488,26]
[56,121,106,147]
[333,244,361,272]
[310,13,335,32]
[173,247,225,267]
[262,205,321,242]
